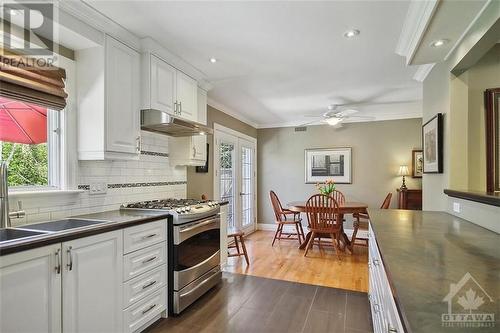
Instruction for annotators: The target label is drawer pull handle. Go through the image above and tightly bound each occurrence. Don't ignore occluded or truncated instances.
[373,259,380,266]
[142,256,157,264]
[142,280,157,290]
[373,303,381,313]
[142,233,157,239]
[388,327,398,332]
[142,304,156,315]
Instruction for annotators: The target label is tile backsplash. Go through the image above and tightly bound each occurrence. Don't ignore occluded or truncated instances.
[10,131,187,226]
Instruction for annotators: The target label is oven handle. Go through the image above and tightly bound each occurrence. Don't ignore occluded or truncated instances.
[175,217,220,244]
[179,219,218,234]
[179,268,220,298]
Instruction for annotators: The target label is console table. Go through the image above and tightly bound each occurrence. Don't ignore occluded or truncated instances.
[396,188,422,210]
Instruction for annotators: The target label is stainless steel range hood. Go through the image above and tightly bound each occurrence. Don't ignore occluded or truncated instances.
[141,109,213,137]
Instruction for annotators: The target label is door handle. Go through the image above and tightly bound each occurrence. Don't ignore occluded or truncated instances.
[66,246,73,271]
[55,248,61,274]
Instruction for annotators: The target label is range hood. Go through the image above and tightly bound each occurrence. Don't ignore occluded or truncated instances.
[141,109,213,137]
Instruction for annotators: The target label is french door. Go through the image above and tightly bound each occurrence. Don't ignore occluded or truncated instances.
[214,125,257,234]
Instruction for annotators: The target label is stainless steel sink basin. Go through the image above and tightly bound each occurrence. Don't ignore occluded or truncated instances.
[0,228,47,243]
[19,218,109,232]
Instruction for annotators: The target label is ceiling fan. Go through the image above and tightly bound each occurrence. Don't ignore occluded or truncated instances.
[301,104,375,127]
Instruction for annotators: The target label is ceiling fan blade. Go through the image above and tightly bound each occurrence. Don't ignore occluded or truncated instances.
[297,119,322,127]
[344,115,376,120]
[337,109,358,117]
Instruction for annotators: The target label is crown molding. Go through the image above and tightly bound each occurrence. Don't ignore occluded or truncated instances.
[444,0,493,62]
[207,98,259,129]
[395,0,439,65]
[413,63,435,82]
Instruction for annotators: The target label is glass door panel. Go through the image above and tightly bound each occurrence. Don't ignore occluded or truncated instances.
[219,141,235,229]
[240,144,254,231]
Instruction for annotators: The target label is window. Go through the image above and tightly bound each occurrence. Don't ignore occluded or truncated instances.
[0,96,61,189]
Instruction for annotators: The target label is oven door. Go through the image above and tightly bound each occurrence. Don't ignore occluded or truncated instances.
[173,216,220,290]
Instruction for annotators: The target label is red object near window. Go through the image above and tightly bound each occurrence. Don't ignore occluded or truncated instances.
[0,96,47,144]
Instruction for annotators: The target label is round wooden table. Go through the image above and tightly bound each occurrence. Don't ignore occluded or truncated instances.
[287,201,368,251]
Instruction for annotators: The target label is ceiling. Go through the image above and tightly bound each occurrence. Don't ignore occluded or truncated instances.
[85,0,422,128]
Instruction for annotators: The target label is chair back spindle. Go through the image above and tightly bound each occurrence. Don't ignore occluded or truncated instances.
[380,193,392,209]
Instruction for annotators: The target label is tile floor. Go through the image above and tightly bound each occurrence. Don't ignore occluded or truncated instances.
[146,272,372,333]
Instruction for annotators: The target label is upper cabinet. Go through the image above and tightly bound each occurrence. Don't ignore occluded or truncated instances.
[197,87,208,125]
[142,53,198,123]
[77,35,141,160]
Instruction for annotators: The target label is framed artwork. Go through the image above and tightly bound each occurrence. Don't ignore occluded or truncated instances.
[412,149,423,178]
[305,147,352,184]
[195,143,209,173]
[485,88,500,192]
[422,113,443,173]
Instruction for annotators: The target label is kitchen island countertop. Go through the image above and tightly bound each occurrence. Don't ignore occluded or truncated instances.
[367,209,500,333]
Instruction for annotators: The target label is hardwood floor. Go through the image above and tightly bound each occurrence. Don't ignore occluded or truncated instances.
[224,230,369,292]
[146,273,372,333]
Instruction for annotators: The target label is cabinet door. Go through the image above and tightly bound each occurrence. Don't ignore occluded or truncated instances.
[0,244,62,333]
[62,231,123,333]
[197,87,208,125]
[105,35,140,155]
[150,55,176,114]
[192,135,207,161]
[176,71,198,122]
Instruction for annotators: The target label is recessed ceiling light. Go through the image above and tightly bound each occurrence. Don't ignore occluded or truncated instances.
[430,39,449,47]
[209,58,217,63]
[343,29,360,39]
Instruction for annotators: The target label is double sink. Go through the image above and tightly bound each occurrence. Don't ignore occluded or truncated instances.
[0,218,110,244]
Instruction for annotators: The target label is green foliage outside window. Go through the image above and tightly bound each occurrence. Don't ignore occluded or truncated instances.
[0,142,48,187]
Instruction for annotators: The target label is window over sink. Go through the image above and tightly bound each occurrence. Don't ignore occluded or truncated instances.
[0,96,61,189]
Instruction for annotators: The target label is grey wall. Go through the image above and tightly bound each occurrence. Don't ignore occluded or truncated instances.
[257,118,422,225]
[187,105,257,199]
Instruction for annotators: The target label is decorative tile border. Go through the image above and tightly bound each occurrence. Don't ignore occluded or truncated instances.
[140,150,169,157]
[77,181,186,191]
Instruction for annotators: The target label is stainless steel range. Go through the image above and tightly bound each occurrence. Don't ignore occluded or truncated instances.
[121,199,222,314]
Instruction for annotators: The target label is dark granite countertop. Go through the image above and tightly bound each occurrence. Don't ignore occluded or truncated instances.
[0,210,170,256]
[367,209,500,333]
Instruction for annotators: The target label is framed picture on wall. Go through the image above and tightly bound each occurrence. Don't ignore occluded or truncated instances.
[305,147,352,184]
[412,149,423,178]
[422,113,443,173]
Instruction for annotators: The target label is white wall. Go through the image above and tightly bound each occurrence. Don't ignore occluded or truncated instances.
[9,131,186,226]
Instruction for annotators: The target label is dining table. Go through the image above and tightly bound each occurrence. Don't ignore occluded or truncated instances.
[287,201,368,252]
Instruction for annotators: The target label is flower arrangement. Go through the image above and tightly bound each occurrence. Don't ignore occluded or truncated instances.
[316,179,336,196]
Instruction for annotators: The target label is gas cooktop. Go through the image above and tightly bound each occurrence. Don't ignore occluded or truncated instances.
[120,198,220,223]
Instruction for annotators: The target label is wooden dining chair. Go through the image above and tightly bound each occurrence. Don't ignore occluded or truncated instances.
[270,190,305,246]
[351,192,392,249]
[304,194,343,259]
[331,190,345,205]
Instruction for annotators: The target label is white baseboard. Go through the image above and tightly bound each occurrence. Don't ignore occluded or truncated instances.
[257,223,369,239]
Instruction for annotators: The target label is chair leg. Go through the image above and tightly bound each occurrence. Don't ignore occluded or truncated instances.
[277,223,284,239]
[272,224,281,246]
[298,223,305,241]
[239,235,250,266]
[304,232,315,257]
[332,233,342,261]
[294,223,302,245]
[234,236,241,255]
[351,220,359,253]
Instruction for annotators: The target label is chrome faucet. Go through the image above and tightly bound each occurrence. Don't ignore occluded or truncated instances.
[0,161,25,228]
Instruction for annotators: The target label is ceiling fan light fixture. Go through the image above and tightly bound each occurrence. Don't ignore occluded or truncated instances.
[343,29,360,39]
[325,117,343,126]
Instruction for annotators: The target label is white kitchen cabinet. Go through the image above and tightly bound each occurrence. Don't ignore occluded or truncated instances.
[197,87,208,125]
[62,230,123,333]
[142,54,176,114]
[77,34,141,160]
[168,134,207,166]
[0,244,62,333]
[175,71,198,122]
[142,53,198,123]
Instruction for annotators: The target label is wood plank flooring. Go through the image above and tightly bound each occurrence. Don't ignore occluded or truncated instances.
[224,230,369,292]
[146,273,372,333]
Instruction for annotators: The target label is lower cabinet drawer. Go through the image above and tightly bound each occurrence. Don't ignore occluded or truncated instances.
[123,243,166,282]
[123,288,166,333]
[123,264,166,309]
